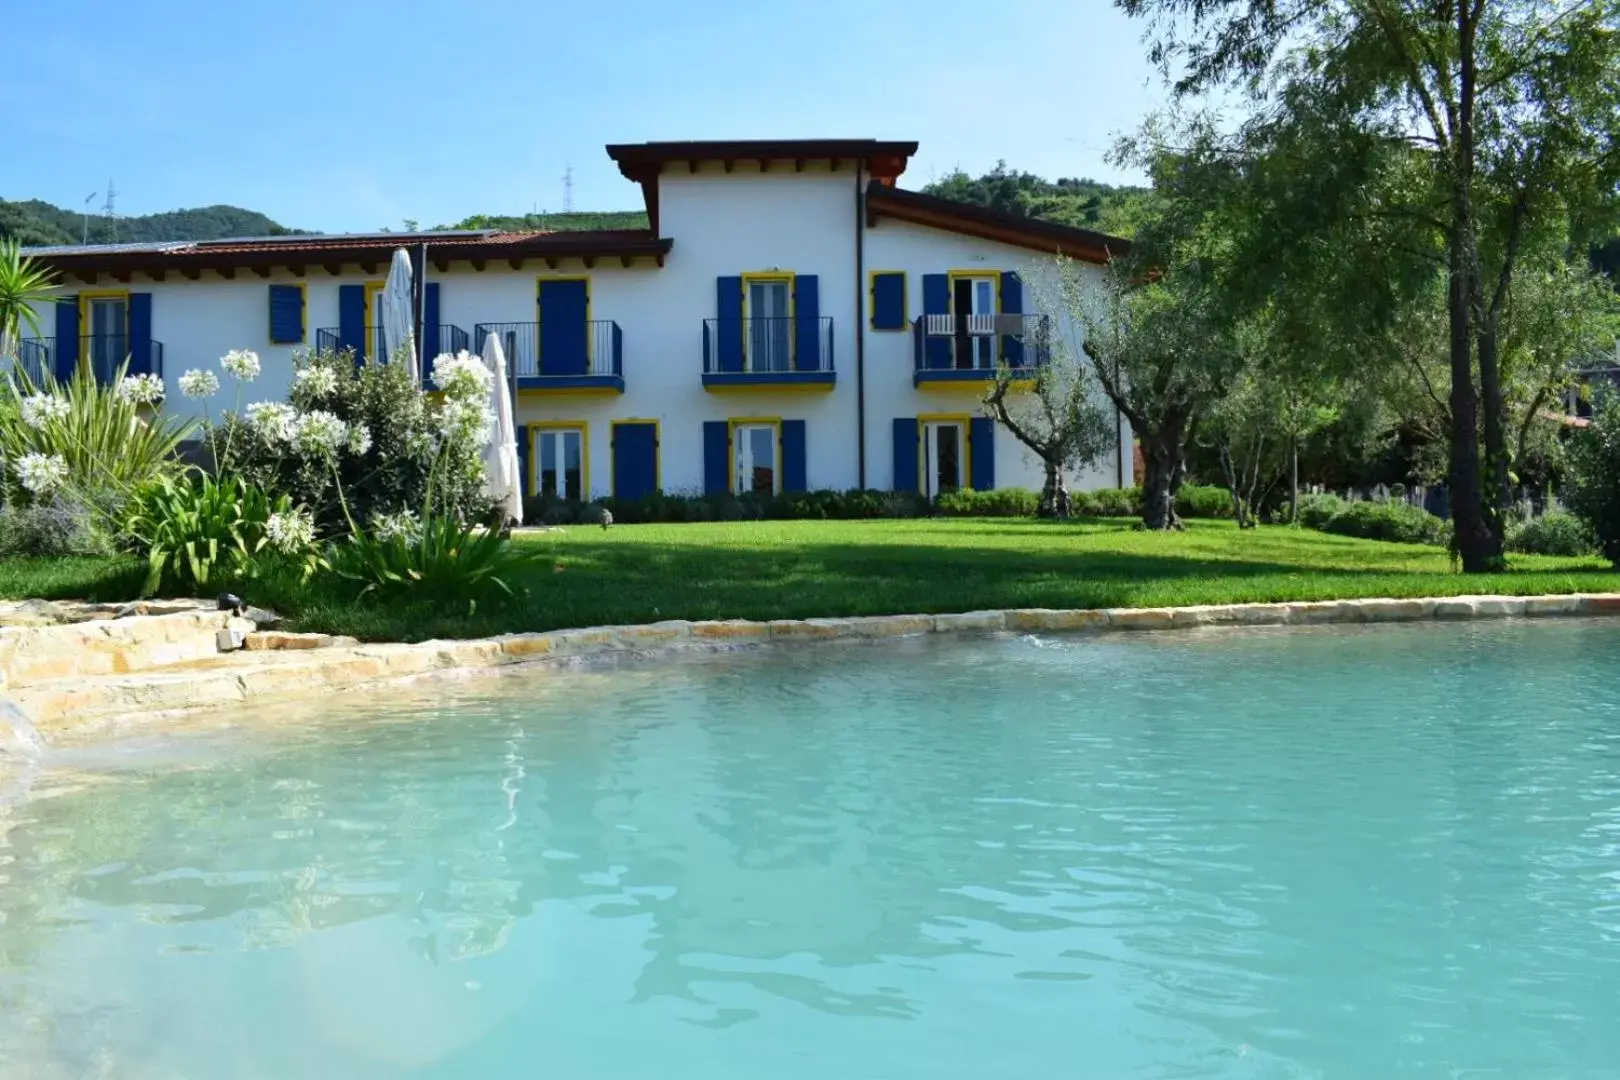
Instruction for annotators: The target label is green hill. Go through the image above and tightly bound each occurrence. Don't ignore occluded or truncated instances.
[0,198,295,246]
[435,211,650,232]
[922,163,1149,237]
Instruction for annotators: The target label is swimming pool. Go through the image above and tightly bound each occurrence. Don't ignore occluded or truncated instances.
[1,619,1617,1078]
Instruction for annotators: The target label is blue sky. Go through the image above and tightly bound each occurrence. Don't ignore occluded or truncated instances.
[0,0,1170,234]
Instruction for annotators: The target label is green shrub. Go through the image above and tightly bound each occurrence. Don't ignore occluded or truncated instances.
[1319,500,1450,546]
[935,488,1040,517]
[1088,487,1142,517]
[1506,511,1598,557]
[0,498,110,557]
[325,513,543,609]
[122,472,300,595]
[1175,484,1233,520]
[526,488,929,525]
[1295,493,1345,530]
[1565,395,1620,564]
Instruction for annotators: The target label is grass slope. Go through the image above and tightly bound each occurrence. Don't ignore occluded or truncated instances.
[3,519,1614,641]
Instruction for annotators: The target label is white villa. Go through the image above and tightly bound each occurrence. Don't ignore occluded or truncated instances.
[20,139,1132,502]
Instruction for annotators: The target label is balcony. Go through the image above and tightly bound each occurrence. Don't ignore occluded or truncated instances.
[912,313,1050,388]
[314,325,470,374]
[701,316,835,391]
[471,321,624,394]
[6,336,165,386]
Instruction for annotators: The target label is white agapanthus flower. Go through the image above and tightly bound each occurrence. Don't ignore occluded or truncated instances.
[178,369,220,400]
[221,349,261,381]
[292,364,338,397]
[345,422,373,456]
[116,373,166,405]
[15,452,69,495]
[245,401,298,442]
[264,508,316,554]
[370,508,423,545]
[292,409,349,457]
[430,350,492,401]
[19,394,69,429]
[437,399,493,443]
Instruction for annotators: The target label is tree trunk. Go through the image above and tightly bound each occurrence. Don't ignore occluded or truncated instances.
[1139,431,1186,530]
[1038,458,1072,518]
[1476,320,1510,560]
[1216,441,1254,528]
[1288,433,1299,524]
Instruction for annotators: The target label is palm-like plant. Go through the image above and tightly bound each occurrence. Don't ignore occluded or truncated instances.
[0,239,58,361]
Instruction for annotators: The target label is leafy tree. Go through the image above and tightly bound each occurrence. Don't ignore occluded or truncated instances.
[1563,390,1620,563]
[923,162,1149,235]
[1119,0,1620,571]
[980,292,1115,517]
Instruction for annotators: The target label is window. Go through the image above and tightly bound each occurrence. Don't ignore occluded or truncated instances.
[745,276,792,372]
[732,422,778,495]
[364,280,387,363]
[950,275,997,369]
[922,419,965,498]
[82,295,128,379]
[534,426,585,500]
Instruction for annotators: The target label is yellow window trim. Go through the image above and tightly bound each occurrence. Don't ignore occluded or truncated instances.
[945,270,1001,314]
[739,271,797,367]
[78,289,131,336]
[269,282,307,345]
[610,418,662,497]
[536,274,593,366]
[726,416,783,496]
[528,421,590,500]
[868,270,907,330]
[916,412,976,492]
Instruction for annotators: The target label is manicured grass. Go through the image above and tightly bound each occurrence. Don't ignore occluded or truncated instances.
[4,519,1615,641]
[277,517,1620,641]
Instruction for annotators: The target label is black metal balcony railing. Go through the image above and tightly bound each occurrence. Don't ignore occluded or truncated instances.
[314,325,470,371]
[702,316,834,375]
[7,338,53,386]
[912,313,1052,374]
[471,321,623,381]
[6,336,165,385]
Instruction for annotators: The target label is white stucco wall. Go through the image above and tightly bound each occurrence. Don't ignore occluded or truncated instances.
[23,161,1133,497]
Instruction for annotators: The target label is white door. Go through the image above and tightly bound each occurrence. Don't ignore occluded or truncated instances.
[535,428,584,500]
[86,297,127,378]
[733,423,778,495]
[747,280,791,372]
[922,421,964,498]
[369,288,387,363]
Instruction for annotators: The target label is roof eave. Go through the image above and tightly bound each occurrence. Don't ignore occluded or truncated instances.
[866,184,1130,266]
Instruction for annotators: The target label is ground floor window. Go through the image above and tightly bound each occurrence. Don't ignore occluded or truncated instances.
[732,421,779,495]
[533,425,585,499]
[922,418,965,498]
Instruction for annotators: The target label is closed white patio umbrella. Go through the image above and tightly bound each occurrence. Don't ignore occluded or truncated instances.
[381,248,416,377]
[481,331,524,525]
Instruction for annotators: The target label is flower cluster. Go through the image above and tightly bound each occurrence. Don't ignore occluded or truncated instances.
[15,452,69,495]
[179,369,220,400]
[221,349,261,382]
[245,401,298,442]
[264,508,316,554]
[438,398,494,444]
[430,351,493,402]
[370,507,423,545]
[291,410,349,457]
[116,373,166,406]
[19,394,69,429]
[345,423,373,457]
[292,364,338,398]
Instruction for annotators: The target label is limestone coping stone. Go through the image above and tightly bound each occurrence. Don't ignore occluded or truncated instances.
[11,593,1620,735]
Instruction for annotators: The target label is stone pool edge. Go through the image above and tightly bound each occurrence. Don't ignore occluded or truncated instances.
[14,591,1620,743]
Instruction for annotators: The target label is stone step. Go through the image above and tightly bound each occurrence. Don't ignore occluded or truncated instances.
[0,609,252,690]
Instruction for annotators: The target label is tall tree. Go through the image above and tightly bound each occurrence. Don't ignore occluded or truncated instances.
[1118,0,1620,570]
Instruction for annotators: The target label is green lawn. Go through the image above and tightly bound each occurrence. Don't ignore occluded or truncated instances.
[4,519,1616,642]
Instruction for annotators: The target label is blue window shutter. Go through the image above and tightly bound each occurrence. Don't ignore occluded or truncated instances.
[871,272,905,330]
[704,420,730,494]
[127,293,153,376]
[516,424,531,496]
[781,419,807,492]
[54,297,79,380]
[1000,271,1024,367]
[268,284,304,344]
[613,423,659,499]
[792,275,820,371]
[338,284,365,359]
[970,416,996,491]
[716,277,743,372]
[892,417,920,493]
[538,279,588,376]
[922,274,950,369]
[421,282,441,381]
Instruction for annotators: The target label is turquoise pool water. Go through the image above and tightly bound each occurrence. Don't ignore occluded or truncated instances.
[1,620,1618,1078]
